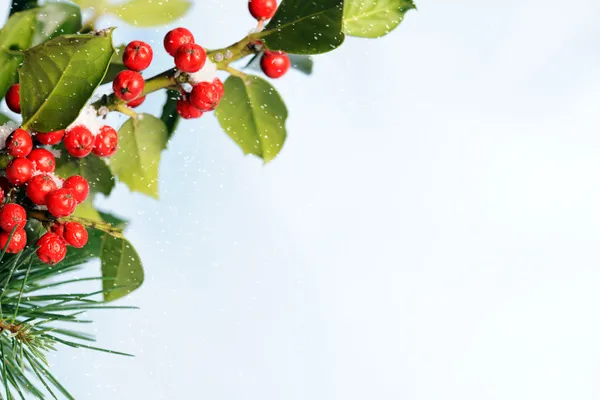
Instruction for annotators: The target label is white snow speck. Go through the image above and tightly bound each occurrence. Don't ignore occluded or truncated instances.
[176,59,218,85]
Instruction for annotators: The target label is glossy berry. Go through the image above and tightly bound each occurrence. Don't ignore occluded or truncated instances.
[127,95,146,108]
[93,126,119,157]
[190,79,224,112]
[5,84,20,114]
[260,50,290,79]
[164,27,195,57]
[6,158,33,186]
[0,229,27,254]
[113,70,144,101]
[0,204,27,232]
[176,99,203,119]
[174,43,206,73]
[123,41,153,71]
[62,175,89,204]
[6,128,33,157]
[63,222,88,248]
[35,130,64,145]
[27,148,56,173]
[36,233,67,265]
[26,174,58,205]
[248,0,278,20]
[46,188,77,217]
[64,126,94,158]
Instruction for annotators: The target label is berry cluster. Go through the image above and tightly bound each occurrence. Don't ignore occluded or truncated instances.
[112,40,153,106]
[1,84,123,264]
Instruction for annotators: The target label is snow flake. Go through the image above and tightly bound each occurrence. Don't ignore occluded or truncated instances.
[176,59,218,86]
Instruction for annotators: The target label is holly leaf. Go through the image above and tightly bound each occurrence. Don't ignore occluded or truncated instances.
[100,235,144,302]
[215,75,288,163]
[55,154,115,196]
[0,10,36,100]
[101,45,125,85]
[110,115,168,199]
[259,0,345,54]
[32,3,82,45]
[108,0,192,27]
[19,30,115,132]
[343,0,416,38]
[0,114,12,124]
[161,90,180,139]
[245,52,313,75]
[98,211,128,228]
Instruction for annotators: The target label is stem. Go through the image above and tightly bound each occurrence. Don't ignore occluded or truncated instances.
[27,211,124,239]
[207,33,260,69]
[115,104,138,119]
[225,66,248,80]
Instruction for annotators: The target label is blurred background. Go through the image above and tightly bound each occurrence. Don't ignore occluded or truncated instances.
[6,0,600,398]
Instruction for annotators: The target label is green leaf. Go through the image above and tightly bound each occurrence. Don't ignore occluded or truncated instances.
[0,10,36,99]
[100,236,143,302]
[32,3,83,45]
[246,52,313,75]
[215,75,288,163]
[19,30,115,132]
[98,211,128,229]
[0,114,12,125]
[259,0,345,54]
[110,115,168,199]
[108,0,192,27]
[9,0,37,15]
[101,45,125,85]
[55,154,115,196]
[343,0,416,38]
[72,199,103,221]
[161,90,180,139]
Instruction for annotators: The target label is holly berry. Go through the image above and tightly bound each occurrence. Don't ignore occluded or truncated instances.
[62,175,89,204]
[26,174,58,205]
[164,27,195,57]
[0,204,27,232]
[35,130,64,145]
[27,148,56,173]
[113,70,144,102]
[6,158,33,186]
[46,188,77,217]
[127,95,146,108]
[64,126,94,158]
[6,128,33,157]
[176,99,203,119]
[63,222,88,248]
[248,0,278,20]
[36,233,67,265]
[174,43,206,73]
[5,84,20,114]
[0,229,27,254]
[92,126,119,157]
[260,50,290,79]
[123,41,153,72]
[190,79,224,112]
[0,177,10,194]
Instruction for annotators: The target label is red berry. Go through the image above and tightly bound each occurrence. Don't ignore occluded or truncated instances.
[6,128,33,157]
[6,158,33,186]
[36,233,67,265]
[190,79,224,112]
[50,222,64,237]
[0,229,26,254]
[248,0,278,20]
[26,174,58,205]
[0,188,4,205]
[0,177,10,194]
[62,175,89,204]
[92,126,119,157]
[46,188,77,217]
[174,43,206,73]
[63,222,88,248]
[164,27,195,57]
[176,99,203,119]
[127,95,146,108]
[35,130,64,145]
[113,70,144,102]
[27,148,56,173]
[123,41,153,72]
[5,84,20,114]
[0,204,26,232]
[64,126,94,158]
[260,51,290,79]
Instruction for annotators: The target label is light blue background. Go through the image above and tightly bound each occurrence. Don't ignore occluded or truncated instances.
[5,0,600,398]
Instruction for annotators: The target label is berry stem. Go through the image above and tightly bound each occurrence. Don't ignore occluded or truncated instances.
[115,104,138,119]
[208,34,260,69]
[27,210,125,239]
[225,66,248,81]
